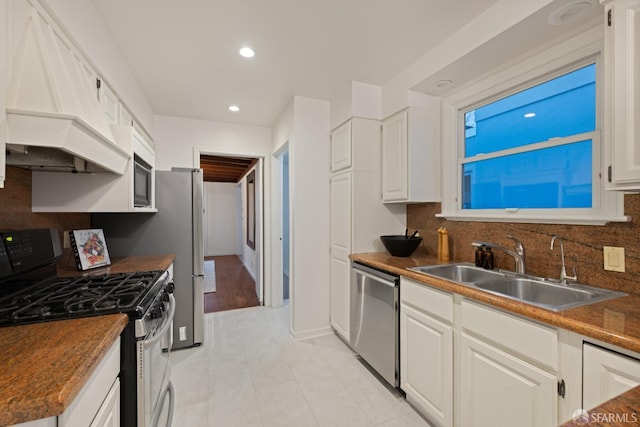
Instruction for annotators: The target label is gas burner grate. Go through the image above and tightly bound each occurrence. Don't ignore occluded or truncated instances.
[0,270,165,325]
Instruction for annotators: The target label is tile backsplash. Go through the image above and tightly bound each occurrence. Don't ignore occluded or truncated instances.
[407,195,640,295]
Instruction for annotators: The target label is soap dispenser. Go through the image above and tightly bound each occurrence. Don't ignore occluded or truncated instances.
[484,247,495,270]
[475,245,485,268]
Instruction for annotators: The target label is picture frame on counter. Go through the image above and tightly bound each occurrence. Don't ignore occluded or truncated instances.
[69,229,111,270]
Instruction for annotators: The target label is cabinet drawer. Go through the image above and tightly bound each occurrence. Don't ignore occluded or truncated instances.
[461,299,558,371]
[401,278,453,323]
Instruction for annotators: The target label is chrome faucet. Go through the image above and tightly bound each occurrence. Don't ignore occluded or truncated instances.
[471,235,527,274]
[550,235,577,285]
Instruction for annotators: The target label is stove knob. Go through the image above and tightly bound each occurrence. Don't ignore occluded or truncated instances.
[150,305,164,319]
[161,292,170,303]
[166,282,175,293]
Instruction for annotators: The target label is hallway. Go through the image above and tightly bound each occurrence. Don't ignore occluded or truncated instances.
[203,255,260,313]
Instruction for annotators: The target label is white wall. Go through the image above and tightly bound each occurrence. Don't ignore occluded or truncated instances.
[278,96,331,340]
[42,0,154,134]
[154,115,272,170]
[204,182,239,256]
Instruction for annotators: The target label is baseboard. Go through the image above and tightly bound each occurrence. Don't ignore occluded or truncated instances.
[289,325,333,342]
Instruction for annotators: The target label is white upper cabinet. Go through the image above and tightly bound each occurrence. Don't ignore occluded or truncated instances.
[382,105,440,203]
[119,105,133,127]
[31,126,156,212]
[330,120,352,172]
[602,0,640,189]
[98,79,120,126]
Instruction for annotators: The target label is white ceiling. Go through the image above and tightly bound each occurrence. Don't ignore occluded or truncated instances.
[91,0,501,127]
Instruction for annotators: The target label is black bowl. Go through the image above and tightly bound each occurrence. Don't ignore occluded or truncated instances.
[380,235,423,257]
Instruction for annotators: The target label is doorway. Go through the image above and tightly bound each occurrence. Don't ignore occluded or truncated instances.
[198,153,264,312]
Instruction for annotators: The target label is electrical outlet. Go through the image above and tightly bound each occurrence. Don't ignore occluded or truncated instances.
[179,326,187,341]
[63,231,70,249]
[603,246,625,272]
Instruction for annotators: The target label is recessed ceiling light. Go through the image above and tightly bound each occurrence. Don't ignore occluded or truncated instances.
[548,1,593,25]
[524,112,536,118]
[239,47,255,58]
[434,79,453,89]
[228,105,240,112]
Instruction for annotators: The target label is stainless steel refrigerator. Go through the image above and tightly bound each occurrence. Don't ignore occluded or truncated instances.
[93,168,204,349]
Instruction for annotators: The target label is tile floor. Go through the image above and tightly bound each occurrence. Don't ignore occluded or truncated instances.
[171,303,432,426]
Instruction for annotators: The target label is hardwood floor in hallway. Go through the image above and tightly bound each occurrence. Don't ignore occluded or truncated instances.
[203,255,259,313]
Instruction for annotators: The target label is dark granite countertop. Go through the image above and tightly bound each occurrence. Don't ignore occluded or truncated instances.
[0,314,128,426]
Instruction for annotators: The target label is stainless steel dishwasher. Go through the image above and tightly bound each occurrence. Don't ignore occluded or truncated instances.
[350,262,400,388]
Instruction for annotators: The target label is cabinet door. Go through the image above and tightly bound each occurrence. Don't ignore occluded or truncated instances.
[90,378,120,427]
[382,110,408,201]
[583,343,640,409]
[331,121,352,172]
[400,303,453,427]
[459,333,557,427]
[119,106,133,126]
[330,173,352,340]
[604,0,640,188]
[99,81,119,125]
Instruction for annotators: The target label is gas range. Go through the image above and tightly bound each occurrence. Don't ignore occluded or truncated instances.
[0,228,170,329]
[0,228,176,426]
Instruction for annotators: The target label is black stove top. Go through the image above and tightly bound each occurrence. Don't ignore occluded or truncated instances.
[0,228,171,327]
[0,270,165,326]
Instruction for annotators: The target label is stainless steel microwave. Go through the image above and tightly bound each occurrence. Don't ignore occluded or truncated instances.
[134,154,152,207]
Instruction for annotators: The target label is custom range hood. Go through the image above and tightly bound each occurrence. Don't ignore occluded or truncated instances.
[6,5,129,174]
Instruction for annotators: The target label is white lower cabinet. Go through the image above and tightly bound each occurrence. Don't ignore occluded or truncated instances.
[90,378,120,427]
[400,278,453,427]
[330,172,352,340]
[583,342,640,410]
[58,339,121,427]
[458,300,558,427]
[400,286,565,427]
[459,333,557,427]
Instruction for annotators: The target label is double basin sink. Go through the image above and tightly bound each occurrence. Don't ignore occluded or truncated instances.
[409,263,626,311]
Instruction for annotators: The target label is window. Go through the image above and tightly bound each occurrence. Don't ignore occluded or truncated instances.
[440,41,626,225]
[462,64,595,210]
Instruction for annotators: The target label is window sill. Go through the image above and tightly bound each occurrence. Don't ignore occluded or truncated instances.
[436,212,631,226]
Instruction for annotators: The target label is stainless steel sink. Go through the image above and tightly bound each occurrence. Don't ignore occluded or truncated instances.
[474,277,626,311]
[409,262,626,311]
[410,263,505,284]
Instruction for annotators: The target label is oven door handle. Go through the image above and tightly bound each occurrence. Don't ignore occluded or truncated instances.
[151,380,174,427]
[145,294,176,349]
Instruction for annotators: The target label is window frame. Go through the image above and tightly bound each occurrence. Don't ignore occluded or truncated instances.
[439,29,627,225]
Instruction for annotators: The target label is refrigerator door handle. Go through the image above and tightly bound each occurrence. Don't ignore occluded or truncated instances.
[192,170,205,277]
[192,274,204,345]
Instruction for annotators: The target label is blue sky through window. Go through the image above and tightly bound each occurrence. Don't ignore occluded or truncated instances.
[462,64,596,210]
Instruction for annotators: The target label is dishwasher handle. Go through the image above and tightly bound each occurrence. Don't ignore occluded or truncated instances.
[352,262,398,286]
